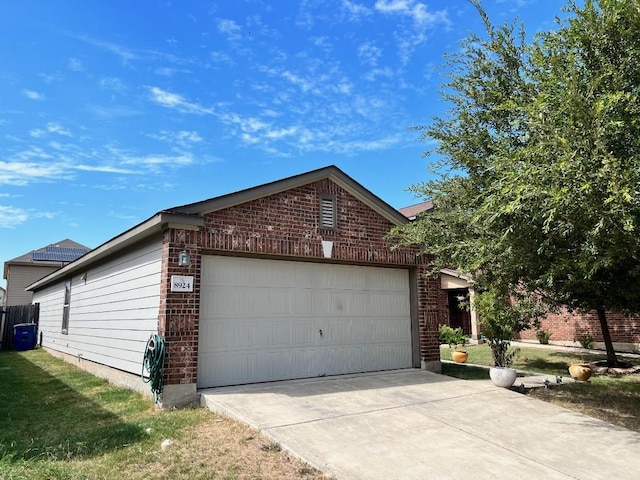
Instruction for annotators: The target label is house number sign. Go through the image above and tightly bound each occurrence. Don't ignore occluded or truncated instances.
[171,275,194,292]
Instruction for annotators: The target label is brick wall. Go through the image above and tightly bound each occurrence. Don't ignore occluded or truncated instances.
[158,228,200,386]
[517,308,640,345]
[158,179,441,386]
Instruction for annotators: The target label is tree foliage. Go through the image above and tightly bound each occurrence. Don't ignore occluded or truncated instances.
[392,0,640,366]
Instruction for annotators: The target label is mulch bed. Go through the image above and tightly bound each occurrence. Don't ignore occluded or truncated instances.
[590,360,640,375]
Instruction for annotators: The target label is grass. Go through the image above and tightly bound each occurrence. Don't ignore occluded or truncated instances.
[0,349,328,480]
[440,343,640,433]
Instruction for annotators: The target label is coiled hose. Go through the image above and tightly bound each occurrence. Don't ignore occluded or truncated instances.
[142,334,166,404]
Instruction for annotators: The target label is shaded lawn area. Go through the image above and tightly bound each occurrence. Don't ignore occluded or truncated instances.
[0,349,327,480]
[440,344,640,433]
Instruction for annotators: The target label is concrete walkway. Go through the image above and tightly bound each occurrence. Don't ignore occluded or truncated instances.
[200,370,640,480]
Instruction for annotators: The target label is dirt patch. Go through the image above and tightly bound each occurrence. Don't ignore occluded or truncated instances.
[159,415,331,480]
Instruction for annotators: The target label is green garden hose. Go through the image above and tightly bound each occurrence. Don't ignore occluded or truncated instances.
[142,334,166,403]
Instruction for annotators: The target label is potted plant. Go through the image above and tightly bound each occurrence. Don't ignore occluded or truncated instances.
[438,325,469,363]
[568,363,593,381]
[475,291,542,387]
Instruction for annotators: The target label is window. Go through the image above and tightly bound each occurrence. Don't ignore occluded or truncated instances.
[319,194,337,230]
[61,280,71,334]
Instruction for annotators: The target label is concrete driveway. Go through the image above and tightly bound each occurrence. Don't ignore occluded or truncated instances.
[200,370,640,480]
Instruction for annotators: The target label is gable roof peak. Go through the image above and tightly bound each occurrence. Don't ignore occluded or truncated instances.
[165,165,407,225]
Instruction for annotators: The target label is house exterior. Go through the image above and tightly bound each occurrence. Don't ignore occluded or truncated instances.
[0,286,5,306]
[28,166,443,407]
[3,240,90,306]
[400,200,640,352]
[517,310,640,352]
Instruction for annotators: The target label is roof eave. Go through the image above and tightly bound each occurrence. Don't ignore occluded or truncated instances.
[27,212,203,291]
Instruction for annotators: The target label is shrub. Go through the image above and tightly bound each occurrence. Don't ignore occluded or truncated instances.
[574,333,594,349]
[536,329,552,345]
[438,325,468,350]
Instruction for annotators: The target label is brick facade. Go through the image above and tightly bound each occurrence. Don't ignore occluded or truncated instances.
[158,228,201,386]
[158,178,441,389]
[517,308,640,347]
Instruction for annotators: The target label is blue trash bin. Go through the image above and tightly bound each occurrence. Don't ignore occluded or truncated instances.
[14,323,37,351]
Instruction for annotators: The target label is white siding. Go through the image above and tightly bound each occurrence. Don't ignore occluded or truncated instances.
[34,240,162,375]
[198,256,412,388]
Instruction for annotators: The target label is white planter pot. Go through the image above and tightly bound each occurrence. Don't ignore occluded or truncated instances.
[489,367,517,388]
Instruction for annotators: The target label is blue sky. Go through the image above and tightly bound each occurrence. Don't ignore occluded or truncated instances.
[1,0,566,286]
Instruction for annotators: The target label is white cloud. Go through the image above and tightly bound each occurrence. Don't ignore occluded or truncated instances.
[68,57,84,71]
[147,130,203,148]
[22,90,45,101]
[264,126,298,140]
[29,123,72,138]
[374,0,448,26]
[147,86,214,115]
[0,160,66,186]
[121,153,194,170]
[342,0,372,19]
[217,18,242,41]
[73,164,135,174]
[210,50,234,65]
[46,122,72,136]
[34,211,57,219]
[38,73,63,83]
[177,131,202,143]
[0,205,28,228]
[358,42,382,67]
[154,66,192,77]
[68,34,137,64]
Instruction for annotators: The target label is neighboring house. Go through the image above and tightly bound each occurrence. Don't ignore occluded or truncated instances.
[399,200,640,351]
[399,201,480,339]
[27,166,443,407]
[0,286,6,306]
[3,240,90,306]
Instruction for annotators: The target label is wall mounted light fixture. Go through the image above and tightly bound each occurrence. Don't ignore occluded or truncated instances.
[178,250,191,267]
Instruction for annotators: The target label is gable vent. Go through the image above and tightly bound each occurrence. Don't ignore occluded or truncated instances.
[320,195,336,229]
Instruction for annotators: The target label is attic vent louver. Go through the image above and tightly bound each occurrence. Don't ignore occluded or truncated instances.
[320,195,336,229]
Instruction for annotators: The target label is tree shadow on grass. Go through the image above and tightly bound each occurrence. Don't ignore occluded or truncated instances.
[441,362,489,380]
[519,351,603,375]
[519,358,570,374]
[0,350,146,463]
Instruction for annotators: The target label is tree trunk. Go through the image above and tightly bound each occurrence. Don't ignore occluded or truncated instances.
[596,308,618,367]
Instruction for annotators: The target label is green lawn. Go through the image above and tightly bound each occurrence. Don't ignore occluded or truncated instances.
[0,349,326,480]
[440,343,640,433]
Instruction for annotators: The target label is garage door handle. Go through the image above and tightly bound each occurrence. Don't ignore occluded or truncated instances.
[319,329,323,337]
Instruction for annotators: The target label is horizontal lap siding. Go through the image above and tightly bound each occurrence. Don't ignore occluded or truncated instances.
[34,240,162,374]
[7,265,59,306]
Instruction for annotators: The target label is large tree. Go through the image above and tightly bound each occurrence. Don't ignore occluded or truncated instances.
[393,0,640,366]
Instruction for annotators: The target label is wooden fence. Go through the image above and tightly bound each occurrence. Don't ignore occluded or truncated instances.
[0,303,40,350]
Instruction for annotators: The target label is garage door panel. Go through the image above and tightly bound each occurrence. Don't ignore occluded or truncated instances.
[292,290,330,315]
[198,256,413,388]
[200,348,323,386]
[203,286,291,316]
[291,318,320,345]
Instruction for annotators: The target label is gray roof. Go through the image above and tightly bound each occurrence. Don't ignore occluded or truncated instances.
[4,239,90,279]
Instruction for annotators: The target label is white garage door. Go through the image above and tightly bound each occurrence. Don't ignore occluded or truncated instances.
[197,255,413,388]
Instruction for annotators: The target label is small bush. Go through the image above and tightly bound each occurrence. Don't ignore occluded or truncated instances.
[438,325,468,349]
[535,329,552,345]
[574,333,594,349]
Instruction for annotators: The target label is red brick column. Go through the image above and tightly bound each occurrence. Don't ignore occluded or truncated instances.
[416,264,441,370]
[157,227,201,407]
